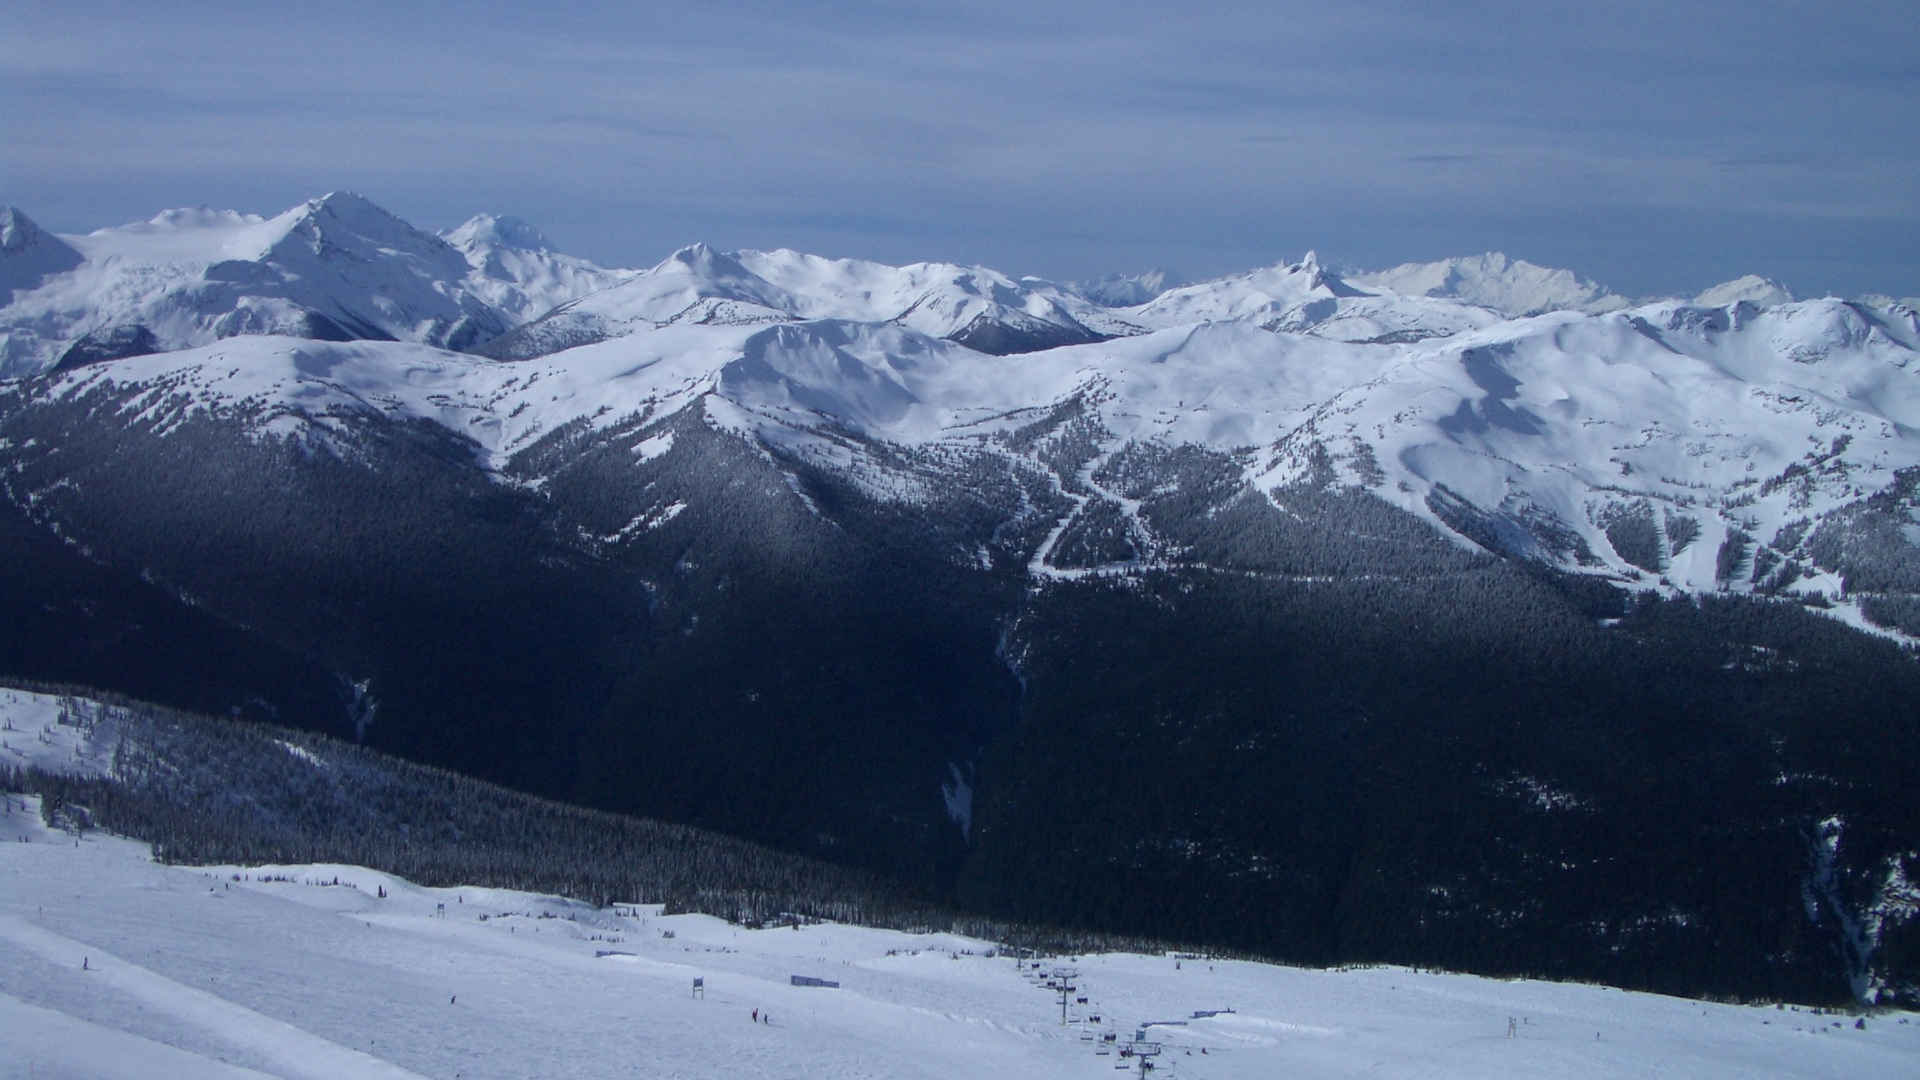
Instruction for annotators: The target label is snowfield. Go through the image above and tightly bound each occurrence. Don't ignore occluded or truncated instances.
[1,793,1913,1079]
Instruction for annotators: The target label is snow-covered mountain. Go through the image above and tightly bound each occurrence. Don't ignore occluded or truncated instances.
[0,193,514,376]
[7,194,1854,381]
[441,213,635,325]
[480,243,1111,360]
[1350,251,1631,316]
[1111,252,1505,343]
[1695,274,1795,308]
[1065,268,1186,307]
[0,206,84,304]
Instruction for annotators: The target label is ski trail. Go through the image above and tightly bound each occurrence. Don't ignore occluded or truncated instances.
[0,990,277,1079]
[1025,465,1089,580]
[0,915,428,1080]
[1026,439,1162,581]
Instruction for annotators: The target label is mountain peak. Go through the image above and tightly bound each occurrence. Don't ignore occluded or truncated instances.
[444,214,554,253]
[0,204,85,301]
[282,191,416,240]
[1289,250,1368,298]
[655,242,762,283]
[2,206,59,254]
[1695,274,1794,308]
[307,190,383,215]
[667,241,719,263]
[260,191,457,261]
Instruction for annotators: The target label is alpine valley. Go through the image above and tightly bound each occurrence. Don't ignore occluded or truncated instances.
[3,193,1918,1008]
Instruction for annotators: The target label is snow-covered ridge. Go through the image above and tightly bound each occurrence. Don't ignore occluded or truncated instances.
[8,189,1890,382]
[26,283,1920,601]
[1114,251,1503,343]
[480,242,1112,360]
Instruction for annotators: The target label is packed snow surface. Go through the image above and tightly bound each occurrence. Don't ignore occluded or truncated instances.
[1,786,1912,1078]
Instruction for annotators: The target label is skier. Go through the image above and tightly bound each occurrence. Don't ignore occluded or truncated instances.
[752,1009,759,1023]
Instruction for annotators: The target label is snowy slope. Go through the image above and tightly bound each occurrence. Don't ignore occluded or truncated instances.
[0,193,509,377]
[1351,252,1631,316]
[16,327,765,468]
[1249,299,1920,589]
[686,297,1920,592]
[1,789,1914,1080]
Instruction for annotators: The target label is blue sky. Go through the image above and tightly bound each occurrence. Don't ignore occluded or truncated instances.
[5,0,1916,297]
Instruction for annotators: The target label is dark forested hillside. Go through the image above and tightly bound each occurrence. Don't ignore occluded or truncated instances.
[963,569,1920,1004]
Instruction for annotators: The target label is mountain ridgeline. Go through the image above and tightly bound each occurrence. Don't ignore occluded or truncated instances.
[1,195,1918,1007]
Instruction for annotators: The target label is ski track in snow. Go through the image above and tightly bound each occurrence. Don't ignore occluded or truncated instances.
[0,993,276,1080]
[1,787,1915,1080]
[0,916,426,1080]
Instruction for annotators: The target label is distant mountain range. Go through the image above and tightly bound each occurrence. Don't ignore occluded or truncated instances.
[2,192,1917,1007]
[5,192,1887,378]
